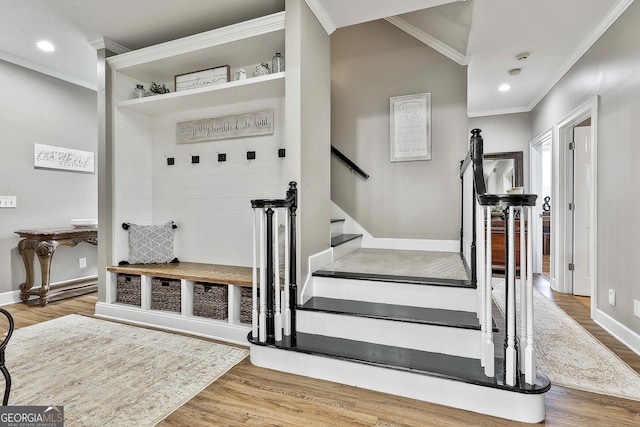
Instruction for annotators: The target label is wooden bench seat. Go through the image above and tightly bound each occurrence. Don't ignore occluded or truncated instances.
[107,262,253,287]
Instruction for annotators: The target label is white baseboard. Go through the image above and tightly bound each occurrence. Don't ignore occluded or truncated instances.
[594,308,640,357]
[300,248,333,304]
[331,201,458,252]
[0,290,23,306]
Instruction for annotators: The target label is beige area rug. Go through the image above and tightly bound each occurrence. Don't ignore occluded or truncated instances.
[6,315,248,426]
[492,279,640,401]
[322,248,469,281]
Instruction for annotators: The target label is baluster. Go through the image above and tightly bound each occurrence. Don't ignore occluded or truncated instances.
[520,207,527,374]
[265,208,275,344]
[525,206,536,384]
[505,206,517,386]
[252,208,258,339]
[274,210,282,341]
[259,209,266,342]
[283,212,291,336]
[477,201,486,368]
[484,206,494,377]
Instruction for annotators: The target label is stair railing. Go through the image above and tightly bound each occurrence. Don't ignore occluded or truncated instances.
[331,145,370,180]
[465,129,538,386]
[250,181,298,346]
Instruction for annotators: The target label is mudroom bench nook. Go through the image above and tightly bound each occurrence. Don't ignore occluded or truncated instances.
[102,262,255,345]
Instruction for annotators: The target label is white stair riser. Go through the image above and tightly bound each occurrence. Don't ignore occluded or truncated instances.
[332,236,362,260]
[313,276,477,313]
[330,221,344,237]
[297,310,481,358]
[250,345,546,424]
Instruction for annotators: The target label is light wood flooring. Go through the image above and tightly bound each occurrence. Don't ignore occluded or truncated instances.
[4,284,640,426]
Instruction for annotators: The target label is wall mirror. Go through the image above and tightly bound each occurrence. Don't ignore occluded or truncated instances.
[483,151,523,194]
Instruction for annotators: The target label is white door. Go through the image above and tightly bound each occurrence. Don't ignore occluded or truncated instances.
[572,125,592,296]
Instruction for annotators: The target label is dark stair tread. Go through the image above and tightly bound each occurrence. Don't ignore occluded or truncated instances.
[250,332,550,394]
[331,233,362,247]
[299,297,498,331]
[313,269,473,288]
[330,218,346,223]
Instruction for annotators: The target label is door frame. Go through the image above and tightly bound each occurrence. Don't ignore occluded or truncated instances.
[530,129,552,279]
[554,95,598,318]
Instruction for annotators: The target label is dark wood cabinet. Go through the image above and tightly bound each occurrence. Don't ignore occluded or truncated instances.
[490,218,527,273]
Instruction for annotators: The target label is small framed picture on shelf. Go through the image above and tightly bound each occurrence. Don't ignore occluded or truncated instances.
[174,65,230,92]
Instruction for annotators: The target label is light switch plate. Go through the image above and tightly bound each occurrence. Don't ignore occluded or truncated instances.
[634,300,640,318]
[609,289,616,306]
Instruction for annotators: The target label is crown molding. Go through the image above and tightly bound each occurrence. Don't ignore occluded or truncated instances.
[0,50,97,91]
[385,16,469,65]
[528,0,634,111]
[467,104,531,118]
[305,0,336,35]
[90,37,130,55]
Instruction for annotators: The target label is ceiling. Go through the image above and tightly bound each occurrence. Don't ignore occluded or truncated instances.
[0,0,632,117]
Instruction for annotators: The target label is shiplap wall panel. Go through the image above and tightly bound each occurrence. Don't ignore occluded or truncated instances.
[150,97,287,266]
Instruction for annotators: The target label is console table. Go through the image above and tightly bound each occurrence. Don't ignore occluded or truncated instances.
[15,227,98,306]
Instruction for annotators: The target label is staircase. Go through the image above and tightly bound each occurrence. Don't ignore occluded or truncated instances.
[249,130,551,423]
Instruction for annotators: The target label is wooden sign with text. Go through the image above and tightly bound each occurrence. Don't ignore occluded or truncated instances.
[176,109,274,144]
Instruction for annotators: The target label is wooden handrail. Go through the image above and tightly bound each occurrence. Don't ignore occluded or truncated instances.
[331,145,370,180]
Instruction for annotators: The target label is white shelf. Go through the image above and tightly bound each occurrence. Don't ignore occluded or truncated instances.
[117,72,285,116]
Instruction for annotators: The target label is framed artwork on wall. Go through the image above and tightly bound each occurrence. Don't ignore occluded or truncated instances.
[390,92,431,162]
[33,143,95,173]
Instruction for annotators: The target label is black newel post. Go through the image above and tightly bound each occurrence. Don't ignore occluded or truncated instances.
[287,181,298,347]
[265,208,275,344]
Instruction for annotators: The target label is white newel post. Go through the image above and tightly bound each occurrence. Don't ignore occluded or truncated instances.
[525,206,536,384]
[274,210,282,341]
[259,209,267,343]
[505,206,517,386]
[252,208,259,339]
[484,206,494,377]
[519,207,527,373]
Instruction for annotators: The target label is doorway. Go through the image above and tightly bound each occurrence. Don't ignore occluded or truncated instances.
[555,96,598,318]
[530,131,552,282]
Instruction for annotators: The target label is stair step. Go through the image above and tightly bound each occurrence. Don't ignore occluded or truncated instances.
[313,269,472,288]
[299,297,497,331]
[311,274,477,312]
[330,233,362,247]
[249,333,550,423]
[297,298,493,357]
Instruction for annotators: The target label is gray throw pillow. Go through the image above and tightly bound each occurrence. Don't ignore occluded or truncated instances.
[128,222,175,264]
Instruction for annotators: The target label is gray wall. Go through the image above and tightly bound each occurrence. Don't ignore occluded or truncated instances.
[286,0,331,281]
[469,112,532,190]
[531,1,640,332]
[0,60,98,296]
[331,20,468,240]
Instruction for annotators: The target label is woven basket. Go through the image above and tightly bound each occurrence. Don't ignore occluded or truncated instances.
[151,278,181,312]
[240,287,253,324]
[116,274,141,306]
[193,283,228,320]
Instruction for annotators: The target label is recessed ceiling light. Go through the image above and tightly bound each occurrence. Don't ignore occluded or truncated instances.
[499,84,511,92]
[37,40,55,52]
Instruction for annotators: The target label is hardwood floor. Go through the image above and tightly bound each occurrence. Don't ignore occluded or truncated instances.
[3,289,640,426]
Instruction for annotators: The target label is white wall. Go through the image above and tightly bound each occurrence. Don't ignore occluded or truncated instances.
[0,60,98,295]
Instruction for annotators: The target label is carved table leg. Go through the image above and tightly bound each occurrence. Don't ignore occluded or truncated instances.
[17,239,36,302]
[35,240,58,306]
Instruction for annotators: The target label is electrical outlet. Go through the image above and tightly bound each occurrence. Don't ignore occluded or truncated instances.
[79,258,87,269]
[634,300,640,318]
[0,196,17,208]
[609,289,616,306]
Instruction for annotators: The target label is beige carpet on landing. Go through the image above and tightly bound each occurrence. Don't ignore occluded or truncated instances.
[6,315,248,426]
[492,279,640,401]
[322,248,469,281]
